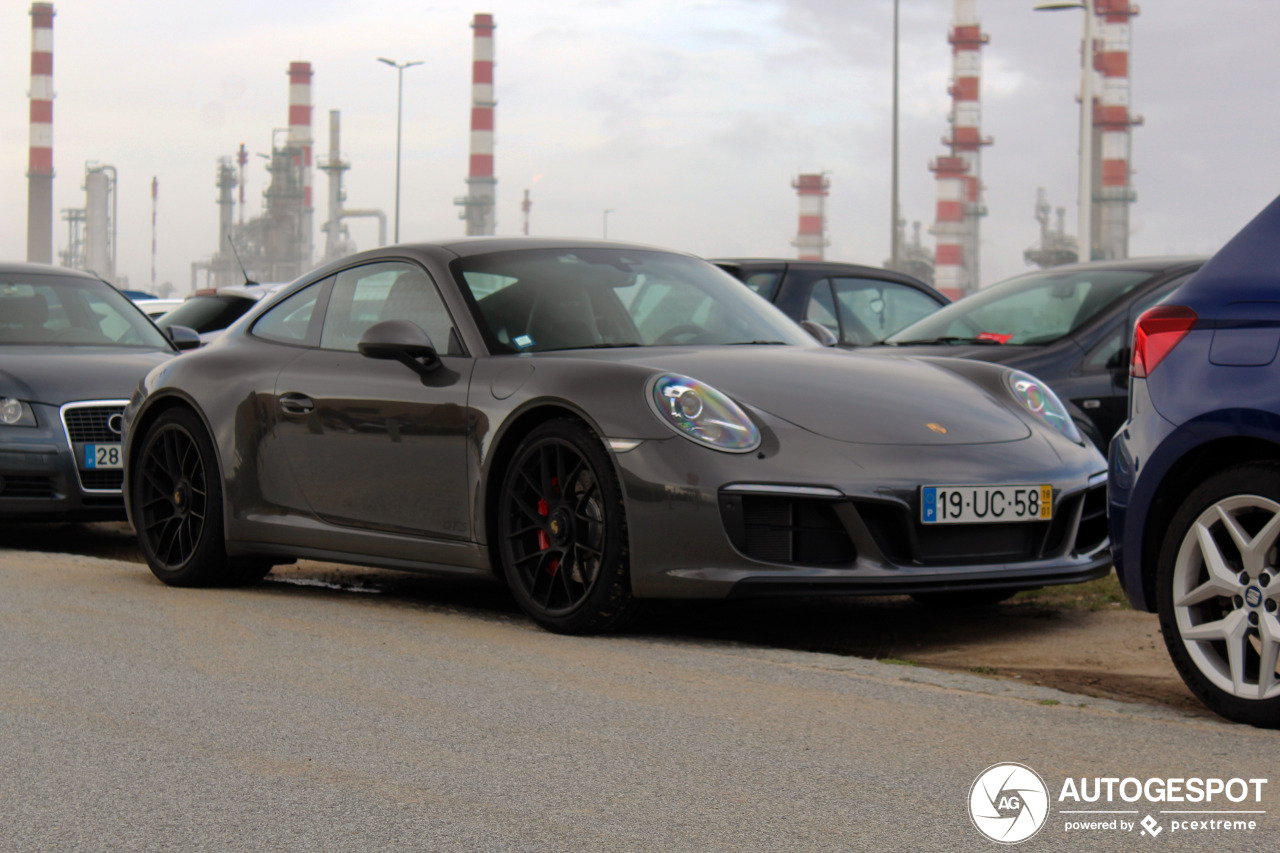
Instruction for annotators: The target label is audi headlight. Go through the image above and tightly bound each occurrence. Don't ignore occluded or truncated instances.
[648,374,760,453]
[0,398,36,427]
[1006,370,1081,443]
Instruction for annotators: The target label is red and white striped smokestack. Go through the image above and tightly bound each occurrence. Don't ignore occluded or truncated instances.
[1092,0,1138,260]
[457,13,496,235]
[929,0,991,299]
[288,61,314,263]
[791,173,830,261]
[27,2,55,263]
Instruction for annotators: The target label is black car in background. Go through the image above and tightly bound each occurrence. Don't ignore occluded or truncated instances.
[0,263,190,520]
[878,257,1207,450]
[712,259,949,346]
[155,283,285,343]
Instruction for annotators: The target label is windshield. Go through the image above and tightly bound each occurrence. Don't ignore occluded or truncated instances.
[454,248,814,353]
[0,273,171,348]
[887,267,1155,346]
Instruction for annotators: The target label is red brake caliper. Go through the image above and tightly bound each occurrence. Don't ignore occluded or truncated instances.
[538,476,562,576]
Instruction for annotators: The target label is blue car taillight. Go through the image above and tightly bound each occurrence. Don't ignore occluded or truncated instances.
[1131,305,1197,379]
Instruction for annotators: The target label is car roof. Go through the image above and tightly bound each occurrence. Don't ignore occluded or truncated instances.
[1004,256,1207,277]
[0,261,108,281]
[711,257,922,278]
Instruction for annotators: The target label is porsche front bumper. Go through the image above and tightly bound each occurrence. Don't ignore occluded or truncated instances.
[611,417,1110,599]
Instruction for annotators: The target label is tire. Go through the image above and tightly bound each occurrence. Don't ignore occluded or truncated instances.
[497,419,635,634]
[911,589,1019,609]
[130,407,271,587]
[1156,462,1280,728]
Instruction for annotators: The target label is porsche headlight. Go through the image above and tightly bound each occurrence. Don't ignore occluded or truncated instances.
[1006,370,1081,443]
[648,374,760,453]
[0,398,36,427]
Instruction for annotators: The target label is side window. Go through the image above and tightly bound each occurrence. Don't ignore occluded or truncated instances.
[741,272,781,301]
[1082,325,1124,373]
[320,262,458,354]
[804,280,840,338]
[254,283,323,345]
[832,278,942,344]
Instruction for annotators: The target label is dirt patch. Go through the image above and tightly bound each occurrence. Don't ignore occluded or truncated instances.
[7,520,1209,718]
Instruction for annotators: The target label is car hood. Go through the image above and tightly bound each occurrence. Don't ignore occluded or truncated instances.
[0,346,174,406]
[555,346,1032,445]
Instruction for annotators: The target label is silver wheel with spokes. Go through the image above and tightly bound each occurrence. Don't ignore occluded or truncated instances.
[1159,464,1280,727]
[1172,495,1280,700]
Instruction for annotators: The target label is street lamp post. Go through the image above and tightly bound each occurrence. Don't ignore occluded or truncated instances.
[603,209,615,239]
[889,0,900,271]
[377,57,423,244]
[1034,1,1095,263]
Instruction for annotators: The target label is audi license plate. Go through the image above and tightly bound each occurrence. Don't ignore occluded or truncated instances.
[83,444,123,470]
[921,484,1052,524]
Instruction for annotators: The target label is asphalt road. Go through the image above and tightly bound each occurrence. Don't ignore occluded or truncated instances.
[1,547,1277,852]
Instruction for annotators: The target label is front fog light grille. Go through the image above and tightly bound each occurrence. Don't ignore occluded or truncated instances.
[720,493,856,566]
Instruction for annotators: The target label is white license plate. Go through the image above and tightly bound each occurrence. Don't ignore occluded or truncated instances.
[83,444,123,470]
[921,484,1052,524]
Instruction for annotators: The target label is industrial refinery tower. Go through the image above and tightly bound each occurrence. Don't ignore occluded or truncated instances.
[456,14,496,235]
[287,61,315,265]
[27,3,55,263]
[930,0,990,298]
[1091,0,1139,260]
[792,173,830,261]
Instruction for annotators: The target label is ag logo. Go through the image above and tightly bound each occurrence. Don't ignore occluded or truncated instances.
[968,763,1050,844]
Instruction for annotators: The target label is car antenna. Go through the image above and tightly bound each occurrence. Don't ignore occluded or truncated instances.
[226,235,258,287]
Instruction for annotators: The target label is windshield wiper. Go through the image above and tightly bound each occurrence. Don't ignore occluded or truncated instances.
[887,336,1008,346]
[727,340,789,345]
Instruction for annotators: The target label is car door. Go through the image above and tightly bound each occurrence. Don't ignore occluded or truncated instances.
[272,260,475,540]
[1065,274,1197,444]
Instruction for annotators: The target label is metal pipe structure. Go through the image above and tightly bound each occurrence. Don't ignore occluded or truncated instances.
[791,173,830,261]
[339,210,387,247]
[455,13,497,235]
[287,61,314,265]
[27,2,55,264]
[929,0,991,299]
[320,109,350,262]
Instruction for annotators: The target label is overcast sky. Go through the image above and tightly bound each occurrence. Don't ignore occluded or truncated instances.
[3,0,1279,293]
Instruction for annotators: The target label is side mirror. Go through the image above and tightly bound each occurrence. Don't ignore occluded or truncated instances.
[166,325,202,351]
[801,320,839,347]
[358,320,441,376]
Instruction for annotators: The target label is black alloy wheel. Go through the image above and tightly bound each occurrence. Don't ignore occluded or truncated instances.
[131,407,268,587]
[498,419,634,634]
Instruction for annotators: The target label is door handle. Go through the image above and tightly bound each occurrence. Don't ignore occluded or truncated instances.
[279,392,315,416]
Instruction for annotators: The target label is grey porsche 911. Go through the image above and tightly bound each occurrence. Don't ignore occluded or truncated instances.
[122,239,1110,633]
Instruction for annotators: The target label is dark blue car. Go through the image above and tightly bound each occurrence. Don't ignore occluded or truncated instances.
[1109,195,1280,728]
